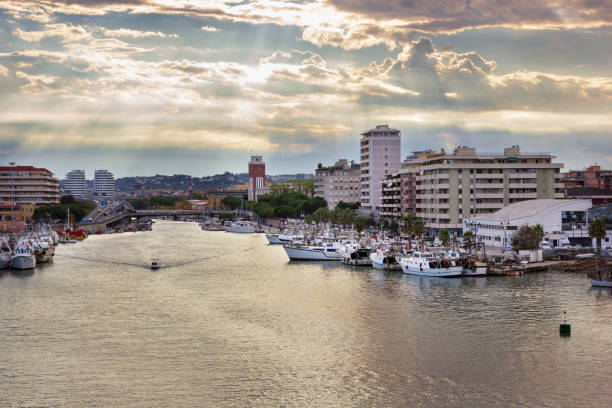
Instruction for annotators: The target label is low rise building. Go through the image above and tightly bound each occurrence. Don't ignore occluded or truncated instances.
[563,165,612,190]
[314,159,361,209]
[207,187,247,209]
[463,199,591,248]
[0,165,60,205]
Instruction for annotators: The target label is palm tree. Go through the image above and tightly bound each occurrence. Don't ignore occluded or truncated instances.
[534,224,545,245]
[463,230,475,250]
[439,228,450,248]
[589,218,607,255]
[413,218,426,243]
[402,214,415,247]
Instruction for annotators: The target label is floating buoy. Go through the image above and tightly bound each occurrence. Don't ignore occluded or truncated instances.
[560,310,571,337]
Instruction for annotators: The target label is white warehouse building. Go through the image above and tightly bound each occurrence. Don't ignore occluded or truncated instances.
[463,199,592,248]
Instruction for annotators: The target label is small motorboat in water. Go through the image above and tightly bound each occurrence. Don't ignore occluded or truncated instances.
[150,259,161,270]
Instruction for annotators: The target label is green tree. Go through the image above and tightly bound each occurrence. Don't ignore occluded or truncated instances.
[336,201,361,211]
[463,230,475,249]
[534,224,545,244]
[354,216,366,232]
[60,195,75,204]
[219,212,234,222]
[274,205,296,218]
[150,196,177,207]
[313,207,331,223]
[589,218,607,254]
[413,218,426,239]
[253,202,274,218]
[439,229,450,247]
[222,196,242,210]
[511,225,539,251]
[129,198,149,210]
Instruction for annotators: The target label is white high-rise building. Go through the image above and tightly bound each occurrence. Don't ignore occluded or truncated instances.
[65,169,87,200]
[360,125,402,213]
[94,170,115,199]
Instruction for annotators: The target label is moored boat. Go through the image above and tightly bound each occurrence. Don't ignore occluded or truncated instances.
[283,239,341,261]
[338,242,371,266]
[10,239,36,270]
[462,258,488,277]
[369,248,402,271]
[399,251,463,277]
[0,238,11,269]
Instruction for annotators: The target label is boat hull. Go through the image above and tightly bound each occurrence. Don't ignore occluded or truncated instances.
[591,280,612,287]
[283,246,341,261]
[0,255,9,269]
[266,234,283,244]
[401,264,463,277]
[371,260,402,271]
[462,267,487,277]
[341,257,372,266]
[10,255,36,270]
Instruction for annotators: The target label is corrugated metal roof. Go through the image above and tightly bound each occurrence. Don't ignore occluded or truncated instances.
[471,199,591,221]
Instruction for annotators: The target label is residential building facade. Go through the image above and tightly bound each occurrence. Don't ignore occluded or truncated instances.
[64,169,87,200]
[416,145,564,234]
[314,159,360,209]
[360,125,401,213]
[94,170,115,199]
[0,165,60,205]
[563,165,612,190]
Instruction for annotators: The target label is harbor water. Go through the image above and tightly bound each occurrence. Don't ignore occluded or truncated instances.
[1,220,611,407]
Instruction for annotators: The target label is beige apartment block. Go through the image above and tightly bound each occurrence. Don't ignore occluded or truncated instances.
[415,145,564,233]
[315,159,361,209]
[0,165,61,205]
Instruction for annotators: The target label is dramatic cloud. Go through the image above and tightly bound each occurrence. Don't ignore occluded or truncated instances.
[0,1,610,175]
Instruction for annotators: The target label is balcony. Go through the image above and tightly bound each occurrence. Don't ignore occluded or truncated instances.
[508,193,537,199]
[475,203,504,209]
[508,183,537,189]
[474,183,504,189]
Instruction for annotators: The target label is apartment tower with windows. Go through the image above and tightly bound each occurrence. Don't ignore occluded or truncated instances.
[359,125,401,213]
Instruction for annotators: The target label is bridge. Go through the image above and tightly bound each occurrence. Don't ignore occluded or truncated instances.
[79,200,237,232]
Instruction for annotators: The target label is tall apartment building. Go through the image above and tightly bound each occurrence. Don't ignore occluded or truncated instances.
[360,125,401,213]
[416,145,564,234]
[248,155,269,201]
[64,169,87,200]
[314,159,361,209]
[0,165,60,205]
[94,170,115,199]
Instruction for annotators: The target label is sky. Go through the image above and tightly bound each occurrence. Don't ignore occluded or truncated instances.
[0,0,611,178]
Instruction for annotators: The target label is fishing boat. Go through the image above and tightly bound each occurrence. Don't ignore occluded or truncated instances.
[0,237,11,269]
[225,221,258,233]
[150,259,161,270]
[266,233,303,245]
[283,239,341,261]
[399,251,463,277]
[10,239,36,270]
[461,258,488,277]
[369,247,402,271]
[338,242,371,266]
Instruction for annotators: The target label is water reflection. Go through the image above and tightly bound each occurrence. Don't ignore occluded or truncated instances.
[0,220,610,408]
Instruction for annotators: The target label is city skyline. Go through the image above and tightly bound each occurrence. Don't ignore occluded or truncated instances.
[0,1,611,177]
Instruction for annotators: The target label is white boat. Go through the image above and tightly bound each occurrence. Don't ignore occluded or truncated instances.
[0,238,11,269]
[266,233,303,245]
[370,248,402,271]
[283,240,342,261]
[338,242,371,266]
[461,258,488,277]
[225,221,258,233]
[10,239,36,270]
[399,251,463,277]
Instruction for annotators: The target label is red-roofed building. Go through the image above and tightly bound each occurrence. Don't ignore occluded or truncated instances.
[0,165,60,205]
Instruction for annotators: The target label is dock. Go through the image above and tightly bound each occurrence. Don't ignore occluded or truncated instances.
[488,260,577,276]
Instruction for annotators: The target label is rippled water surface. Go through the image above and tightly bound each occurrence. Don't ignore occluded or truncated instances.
[1,220,611,407]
